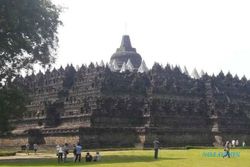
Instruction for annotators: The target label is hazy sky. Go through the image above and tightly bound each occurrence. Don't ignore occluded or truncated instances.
[53,0,250,78]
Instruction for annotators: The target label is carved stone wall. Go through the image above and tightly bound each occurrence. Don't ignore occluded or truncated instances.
[3,64,250,148]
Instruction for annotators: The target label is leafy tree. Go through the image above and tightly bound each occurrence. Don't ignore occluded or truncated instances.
[0,87,27,134]
[0,0,62,83]
[0,0,62,134]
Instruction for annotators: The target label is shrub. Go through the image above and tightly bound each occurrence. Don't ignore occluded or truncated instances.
[0,152,16,156]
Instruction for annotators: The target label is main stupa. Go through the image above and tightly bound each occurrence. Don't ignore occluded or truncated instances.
[110,35,143,72]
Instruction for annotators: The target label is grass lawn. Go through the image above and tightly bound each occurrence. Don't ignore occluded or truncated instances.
[0,149,249,167]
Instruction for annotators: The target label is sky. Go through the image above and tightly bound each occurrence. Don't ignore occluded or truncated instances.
[52,0,250,78]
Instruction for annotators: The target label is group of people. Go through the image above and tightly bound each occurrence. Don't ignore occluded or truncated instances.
[231,139,246,147]
[56,143,70,163]
[223,140,246,158]
[56,142,101,163]
[25,143,38,155]
[26,138,247,162]
[25,138,246,162]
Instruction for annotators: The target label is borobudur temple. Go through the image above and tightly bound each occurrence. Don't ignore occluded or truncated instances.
[1,35,250,148]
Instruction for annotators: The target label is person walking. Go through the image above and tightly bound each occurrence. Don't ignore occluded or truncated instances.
[223,141,231,158]
[153,138,160,159]
[74,142,82,162]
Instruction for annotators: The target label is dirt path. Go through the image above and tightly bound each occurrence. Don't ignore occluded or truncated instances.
[0,152,73,160]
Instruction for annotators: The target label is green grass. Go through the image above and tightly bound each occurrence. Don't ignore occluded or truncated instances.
[0,149,249,167]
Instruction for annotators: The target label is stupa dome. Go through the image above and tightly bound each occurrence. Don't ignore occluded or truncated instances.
[110,35,142,69]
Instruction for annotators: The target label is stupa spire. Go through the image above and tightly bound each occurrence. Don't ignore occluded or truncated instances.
[120,35,133,51]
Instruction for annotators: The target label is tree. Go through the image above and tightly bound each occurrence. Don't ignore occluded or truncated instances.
[0,87,27,134]
[0,0,62,83]
[0,0,62,134]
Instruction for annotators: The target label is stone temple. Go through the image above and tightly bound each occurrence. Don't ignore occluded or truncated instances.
[1,35,250,148]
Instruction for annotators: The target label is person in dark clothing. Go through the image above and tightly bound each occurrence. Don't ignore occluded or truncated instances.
[85,152,93,162]
[153,138,160,159]
[63,143,69,162]
[25,143,30,155]
[33,144,38,155]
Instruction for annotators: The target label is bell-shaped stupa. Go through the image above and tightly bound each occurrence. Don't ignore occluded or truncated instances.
[110,35,142,70]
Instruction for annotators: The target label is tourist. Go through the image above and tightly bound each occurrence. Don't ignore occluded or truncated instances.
[56,144,60,155]
[57,144,64,163]
[229,141,232,148]
[73,144,77,161]
[74,142,82,162]
[236,140,239,147]
[25,143,30,155]
[93,152,101,161]
[33,143,38,154]
[153,138,160,159]
[85,152,93,162]
[242,141,246,147]
[223,141,231,158]
[232,139,235,147]
[63,143,69,162]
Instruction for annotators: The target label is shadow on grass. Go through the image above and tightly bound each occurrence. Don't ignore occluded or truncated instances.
[0,155,186,166]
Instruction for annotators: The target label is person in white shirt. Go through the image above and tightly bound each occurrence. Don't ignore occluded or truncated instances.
[232,140,235,147]
[56,145,63,163]
[235,140,239,147]
[242,141,246,147]
[93,152,101,161]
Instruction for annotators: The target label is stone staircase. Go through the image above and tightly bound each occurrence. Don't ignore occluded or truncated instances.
[205,79,222,146]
